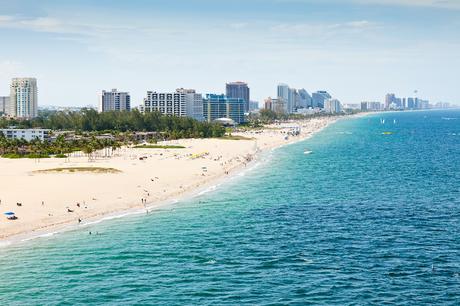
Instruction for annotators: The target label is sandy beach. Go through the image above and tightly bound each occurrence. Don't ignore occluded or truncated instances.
[0,116,351,242]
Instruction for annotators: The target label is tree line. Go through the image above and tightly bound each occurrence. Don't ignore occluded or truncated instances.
[0,109,225,138]
[0,133,122,159]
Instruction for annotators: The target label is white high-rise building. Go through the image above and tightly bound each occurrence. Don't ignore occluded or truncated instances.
[98,89,131,112]
[176,88,203,121]
[142,91,187,117]
[141,89,203,120]
[10,78,38,118]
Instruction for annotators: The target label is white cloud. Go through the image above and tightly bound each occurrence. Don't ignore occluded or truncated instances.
[269,20,379,39]
[276,0,460,9]
[351,0,460,9]
[0,15,138,37]
[0,60,25,77]
[230,22,249,29]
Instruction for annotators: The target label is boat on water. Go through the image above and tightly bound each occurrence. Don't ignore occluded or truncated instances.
[382,132,393,135]
[304,150,313,155]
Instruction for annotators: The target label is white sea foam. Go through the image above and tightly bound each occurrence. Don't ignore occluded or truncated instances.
[0,241,12,248]
[197,184,218,196]
[82,210,144,227]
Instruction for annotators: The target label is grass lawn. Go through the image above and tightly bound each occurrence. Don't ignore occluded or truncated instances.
[33,167,122,174]
[219,135,255,140]
[133,145,186,149]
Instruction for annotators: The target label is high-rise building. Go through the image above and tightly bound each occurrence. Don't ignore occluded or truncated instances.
[9,78,38,118]
[385,93,396,109]
[290,88,299,111]
[298,89,312,108]
[249,100,259,112]
[407,97,415,109]
[98,89,131,112]
[203,94,245,124]
[419,99,430,109]
[264,97,273,111]
[142,91,187,117]
[226,82,250,113]
[312,91,331,108]
[276,84,289,113]
[141,89,204,120]
[264,97,286,114]
[324,99,343,113]
[0,96,9,115]
[176,88,203,121]
[277,83,293,113]
[361,101,382,111]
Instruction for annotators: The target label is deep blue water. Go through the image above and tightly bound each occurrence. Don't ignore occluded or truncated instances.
[1,110,460,305]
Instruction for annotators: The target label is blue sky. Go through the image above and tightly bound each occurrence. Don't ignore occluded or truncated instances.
[0,0,459,106]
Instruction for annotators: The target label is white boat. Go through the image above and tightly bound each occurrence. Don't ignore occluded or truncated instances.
[304,150,313,155]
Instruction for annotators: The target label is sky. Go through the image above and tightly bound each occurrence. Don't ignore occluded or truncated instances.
[0,0,459,107]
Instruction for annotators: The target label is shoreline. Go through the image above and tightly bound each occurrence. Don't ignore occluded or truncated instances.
[0,147,272,248]
[0,114,368,247]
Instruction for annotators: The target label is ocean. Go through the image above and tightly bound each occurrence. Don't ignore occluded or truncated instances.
[1,110,459,305]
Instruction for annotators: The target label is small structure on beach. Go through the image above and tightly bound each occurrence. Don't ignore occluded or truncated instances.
[4,212,17,220]
[214,118,236,127]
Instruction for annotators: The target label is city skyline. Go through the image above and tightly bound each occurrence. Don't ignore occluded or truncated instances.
[0,0,459,106]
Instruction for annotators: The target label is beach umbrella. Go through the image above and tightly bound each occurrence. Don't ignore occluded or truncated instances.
[4,212,15,216]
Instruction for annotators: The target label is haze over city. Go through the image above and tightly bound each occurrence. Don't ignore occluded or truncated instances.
[0,0,459,106]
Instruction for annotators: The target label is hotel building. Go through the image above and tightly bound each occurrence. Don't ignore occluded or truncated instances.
[98,89,131,112]
[141,89,204,119]
[176,88,204,121]
[203,94,245,124]
[0,128,50,141]
[142,91,186,117]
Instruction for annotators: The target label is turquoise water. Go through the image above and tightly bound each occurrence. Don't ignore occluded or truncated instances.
[1,110,460,305]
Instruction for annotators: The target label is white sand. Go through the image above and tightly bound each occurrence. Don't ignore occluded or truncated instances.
[0,117,344,241]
